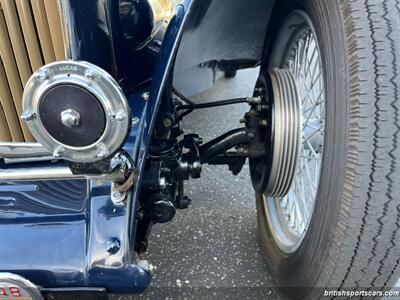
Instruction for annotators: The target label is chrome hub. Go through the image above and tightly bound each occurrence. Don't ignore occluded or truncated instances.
[264,68,302,198]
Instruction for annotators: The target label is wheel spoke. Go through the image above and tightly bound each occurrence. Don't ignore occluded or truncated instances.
[266,20,325,254]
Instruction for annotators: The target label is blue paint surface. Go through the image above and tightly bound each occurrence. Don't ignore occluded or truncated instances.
[0,1,191,294]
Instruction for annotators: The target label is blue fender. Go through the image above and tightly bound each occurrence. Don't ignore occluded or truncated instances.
[0,1,192,294]
[0,0,276,294]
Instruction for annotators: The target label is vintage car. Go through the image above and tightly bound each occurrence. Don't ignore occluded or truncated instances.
[0,0,399,299]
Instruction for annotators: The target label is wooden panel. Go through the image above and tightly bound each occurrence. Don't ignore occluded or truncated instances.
[0,60,24,141]
[44,0,65,61]
[0,103,12,141]
[16,0,44,71]
[0,10,33,141]
[31,0,56,64]
[0,0,64,142]
[0,0,32,85]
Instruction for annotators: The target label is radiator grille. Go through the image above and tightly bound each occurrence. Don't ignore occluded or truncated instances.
[0,0,65,142]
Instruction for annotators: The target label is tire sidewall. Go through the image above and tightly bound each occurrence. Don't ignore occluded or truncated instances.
[257,0,349,294]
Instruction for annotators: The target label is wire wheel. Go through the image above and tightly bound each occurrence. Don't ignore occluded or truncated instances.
[262,11,325,254]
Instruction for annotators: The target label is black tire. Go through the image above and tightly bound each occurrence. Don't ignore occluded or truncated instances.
[256,0,400,298]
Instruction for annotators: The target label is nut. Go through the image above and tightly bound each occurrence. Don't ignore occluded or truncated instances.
[61,109,81,128]
[53,146,65,158]
[21,111,36,121]
[97,143,109,159]
[131,117,140,127]
[162,118,172,128]
[35,70,48,81]
[141,92,150,101]
[106,238,121,254]
[114,110,126,121]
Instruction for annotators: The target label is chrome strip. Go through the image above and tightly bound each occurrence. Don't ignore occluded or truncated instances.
[0,142,127,181]
[0,166,126,182]
[0,166,83,181]
[57,0,78,60]
[3,156,56,164]
[0,142,52,159]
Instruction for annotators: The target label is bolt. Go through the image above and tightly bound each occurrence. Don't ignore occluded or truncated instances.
[21,111,36,121]
[190,161,202,179]
[114,110,126,121]
[162,118,172,128]
[97,149,109,159]
[141,92,150,101]
[237,147,249,155]
[61,109,81,128]
[53,146,65,158]
[106,238,121,254]
[110,152,128,169]
[159,177,167,189]
[111,187,127,203]
[254,87,263,94]
[85,69,96,79]
[112,191,122,200]
[259,120,268,127]
[247,132,255,140]
[97,144,109,159]
[35,70,48,81]
[95,178,105,185]
[131,117,140,127]
[247,96,262,105]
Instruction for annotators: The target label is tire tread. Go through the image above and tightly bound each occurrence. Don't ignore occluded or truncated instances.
[333,0,400,289]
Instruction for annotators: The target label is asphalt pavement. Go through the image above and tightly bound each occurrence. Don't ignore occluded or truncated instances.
[112,69,285,300]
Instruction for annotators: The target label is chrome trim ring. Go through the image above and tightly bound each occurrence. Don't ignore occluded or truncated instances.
[0,273,43,300]
[263,10,325,254]
[22,61,131,163]
[265,68,302,197]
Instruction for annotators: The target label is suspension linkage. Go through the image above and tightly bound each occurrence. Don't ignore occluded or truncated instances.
[176,96,262,111]
[199,128,249,163]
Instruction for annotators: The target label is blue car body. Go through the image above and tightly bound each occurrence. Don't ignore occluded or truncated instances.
[0,3,188,294]
[0,0,274,296]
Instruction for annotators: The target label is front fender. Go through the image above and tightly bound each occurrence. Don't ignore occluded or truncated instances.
[0,1,190,295]
[0,0,275,295]
[173,0,275,96]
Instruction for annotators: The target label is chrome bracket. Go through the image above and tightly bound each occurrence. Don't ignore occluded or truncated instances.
[0,143,134,188]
